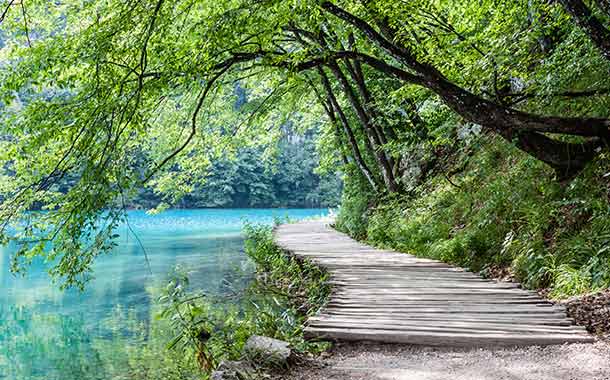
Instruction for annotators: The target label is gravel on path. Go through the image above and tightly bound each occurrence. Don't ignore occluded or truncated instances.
[280,340,610,380]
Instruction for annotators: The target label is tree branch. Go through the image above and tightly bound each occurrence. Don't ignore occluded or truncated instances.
[559,0,610,61]
[0,0,15,24]
[20,0,31,47]
[143,62,232,183]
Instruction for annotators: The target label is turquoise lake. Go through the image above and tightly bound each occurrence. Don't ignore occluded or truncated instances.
[0,208,329,380]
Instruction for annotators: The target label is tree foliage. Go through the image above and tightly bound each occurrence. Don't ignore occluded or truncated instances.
[0,0,609,287]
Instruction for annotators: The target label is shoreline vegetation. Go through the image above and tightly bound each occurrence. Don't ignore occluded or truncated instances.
[148,221,332,379]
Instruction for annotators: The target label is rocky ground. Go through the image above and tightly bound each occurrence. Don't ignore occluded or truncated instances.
[563,290,610,335]
[279,340,610,380]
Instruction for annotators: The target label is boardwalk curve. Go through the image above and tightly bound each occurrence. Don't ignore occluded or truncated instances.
[274,219,593,347]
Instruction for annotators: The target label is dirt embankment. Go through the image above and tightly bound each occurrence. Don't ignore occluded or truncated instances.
[562,290,610,336]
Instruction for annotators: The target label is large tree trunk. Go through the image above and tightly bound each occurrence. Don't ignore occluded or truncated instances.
[559,0,610,61]
[321,1,610,176]
[318,67,380,191]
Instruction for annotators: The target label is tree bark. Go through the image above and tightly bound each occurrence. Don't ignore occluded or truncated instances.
[318,67,380,191]
[512,131,603,178]
[559,0,610,61]
[327,60,400,192]
[342,59,396,169]
[321,1,610,175]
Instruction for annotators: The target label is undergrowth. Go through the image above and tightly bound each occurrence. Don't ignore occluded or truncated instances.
[337,136,610,299]
[149,221,331,379]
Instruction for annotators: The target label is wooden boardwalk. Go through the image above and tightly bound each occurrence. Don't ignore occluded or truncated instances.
[274,219,593,347]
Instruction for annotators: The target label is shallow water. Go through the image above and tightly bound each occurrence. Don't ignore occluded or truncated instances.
[0,208,328,380]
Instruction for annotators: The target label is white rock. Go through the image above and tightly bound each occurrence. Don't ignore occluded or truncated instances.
[243,335,291,365]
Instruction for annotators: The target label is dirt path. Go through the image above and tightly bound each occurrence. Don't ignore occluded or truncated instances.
[283,341,610,380]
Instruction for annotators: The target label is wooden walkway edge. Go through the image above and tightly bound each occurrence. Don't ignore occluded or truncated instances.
[274,219,593,347]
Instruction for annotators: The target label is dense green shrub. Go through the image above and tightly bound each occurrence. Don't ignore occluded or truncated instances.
[335,165,376,240]
[243,222,331,324]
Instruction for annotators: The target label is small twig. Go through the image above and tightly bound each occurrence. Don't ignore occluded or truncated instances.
[0,0,15,23]
[118,182,152,275]
[20,0,31,47]
[231,82,293,137]
[506,87,610,106]
[444,173,462,189]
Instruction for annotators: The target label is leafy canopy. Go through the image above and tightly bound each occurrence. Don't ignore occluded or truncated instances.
[0,0,608,287]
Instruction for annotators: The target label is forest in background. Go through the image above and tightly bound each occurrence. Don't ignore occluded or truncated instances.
[129,126,342,209]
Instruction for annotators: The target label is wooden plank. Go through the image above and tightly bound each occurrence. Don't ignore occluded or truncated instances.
[322,307,566,315]
[329,294,544,301]
[320,311,571,320]
[304,327,594,346]
[329,281,521,289]
[273,220,592,347]
[307,320,588,335]
[327,300,550,306]
[315,314,576,326]
[308,316,585,331]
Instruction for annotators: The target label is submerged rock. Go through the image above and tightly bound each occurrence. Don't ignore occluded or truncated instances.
[243,335,291,366]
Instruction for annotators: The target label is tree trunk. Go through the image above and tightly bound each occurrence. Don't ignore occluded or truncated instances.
[350,57,404,176]
[559,0,610,61]
[342,58,396,170]
[318,67,380,191]
[327,60,400,192]
[512,131,603,177]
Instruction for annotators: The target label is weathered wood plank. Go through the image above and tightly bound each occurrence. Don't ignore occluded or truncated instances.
[308,316,586,331]
[315,314,576,326]
[273,220,594,346]
[307,320,588,335]
[304,327,594,346]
